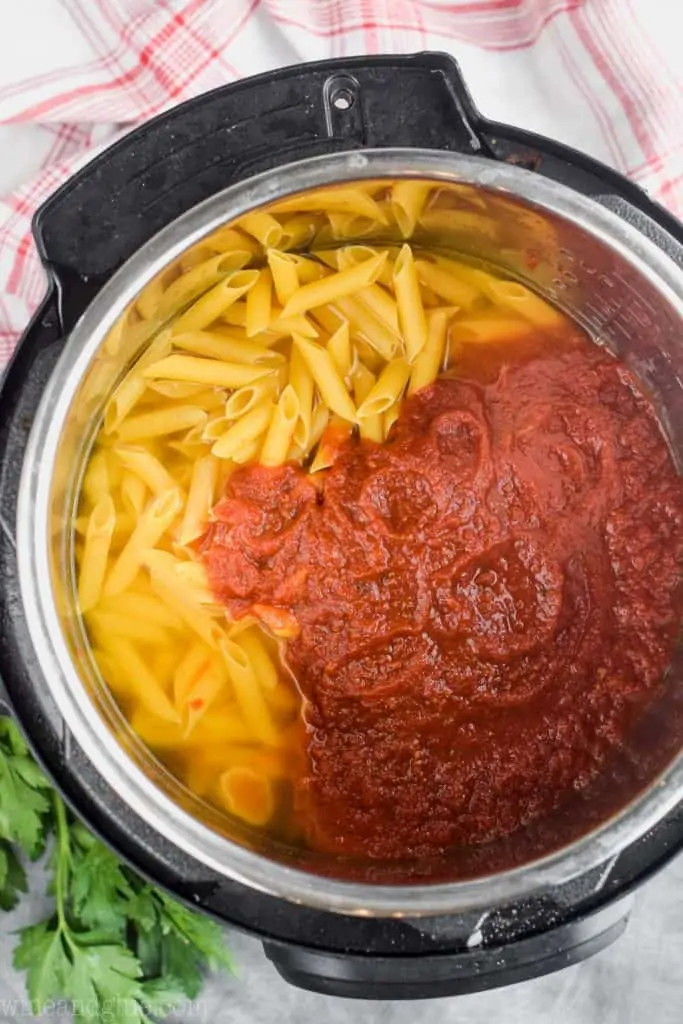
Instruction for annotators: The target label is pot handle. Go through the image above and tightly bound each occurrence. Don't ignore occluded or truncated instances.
[262,895,632,999]
[32,53,491,284]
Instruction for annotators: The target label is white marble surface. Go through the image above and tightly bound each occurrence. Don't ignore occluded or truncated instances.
[1,852,681,1021]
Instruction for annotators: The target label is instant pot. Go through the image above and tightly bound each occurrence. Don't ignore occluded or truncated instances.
[2,54,683,998]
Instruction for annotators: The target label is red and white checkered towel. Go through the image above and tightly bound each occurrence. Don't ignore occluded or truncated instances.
[0,0,680,366]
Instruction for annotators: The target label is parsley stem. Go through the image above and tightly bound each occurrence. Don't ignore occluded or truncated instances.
[52,793,71,935]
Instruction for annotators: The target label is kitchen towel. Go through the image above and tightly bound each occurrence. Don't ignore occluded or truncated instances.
[0,0,680,366]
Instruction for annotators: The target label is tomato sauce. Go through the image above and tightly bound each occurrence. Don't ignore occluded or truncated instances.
[202,330,683,863]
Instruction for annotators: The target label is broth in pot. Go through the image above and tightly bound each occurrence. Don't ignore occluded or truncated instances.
[74,180,683,877]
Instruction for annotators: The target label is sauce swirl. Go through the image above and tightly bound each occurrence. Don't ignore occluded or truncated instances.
[203,331,683,862]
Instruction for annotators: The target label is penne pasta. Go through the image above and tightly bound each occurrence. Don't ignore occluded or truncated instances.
[211,400,274,460]
[281,252,387,318]
[333,296,396,361]
[115,405,206,442]
[99,590,185,631]
[219,767,274,826]
[450,314,533,345]
[267,250,300,307]
[270,187,388,222]
[78,495,116,613]
[326,322,352,379]
[414,259,481,310]
[419,208,499,240]
[149,576,225,649]
[104,488,183,597]
[171,270,259,334]
[146,380,211,398]
[308,401,330,451]
[245,268,273,338]
[142,354,274,389]
[220,638,278,744]
[279,214,320,250]
[156,251,252,321]
[172,329,282,366]
[114,445,178,496]
[336,244,395,287]
[101,638,180,723]
[87,609,171,648]
[174,643,216,704]
[481,277,564,327]
[205,226,260,256]
[393,244,427,362]
[288,343,314,448]
[119,472,148,517]
[356,357,411,419]
[224,377,280,420]
[220,302,247,327]
[260,386,300,467]
[178,454,219,544]
[391,180,432,238]
[179,244,217,273]
[353,363,383,443]
[268,311,319,339]
[81,449,111,508]
[293,335,356,422]
[103,333,174,435]
[409,308,452,394]
[236,628,279,691]
[309,416,352,473]
[240,211,283,248]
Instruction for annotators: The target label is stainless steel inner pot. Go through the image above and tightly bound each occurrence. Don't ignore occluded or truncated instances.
[16,149,683,916]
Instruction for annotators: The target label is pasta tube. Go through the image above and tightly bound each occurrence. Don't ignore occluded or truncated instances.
[409,308,452,394]
[77,495,116,613]
[391,181,432,237]
[288,343,314,448]
[104,488,183,597]
[211,401,274,459]
[414,259,481,309]
[356,358,410,419]
[245,268,273,337]
[171,330,281,365]
[293,336,356,422]
[115,405,206,442]
[393,245,427,362]
[220,767,274,826]
[178,455,219,544]
[326,322,352,378]
[240,211,283,248]
[353,363,383,443]
[220,638,278,744]
[171,270,259,334]
[281,252,387,317]
[267,250,300,307]
[114,446,178,496]
[142,354,273,389]
[260,386,300,467]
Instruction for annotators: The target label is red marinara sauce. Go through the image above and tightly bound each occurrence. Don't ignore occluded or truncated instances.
[201,329,683,862]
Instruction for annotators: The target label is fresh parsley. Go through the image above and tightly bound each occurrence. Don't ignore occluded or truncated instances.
[0,716,233,1018]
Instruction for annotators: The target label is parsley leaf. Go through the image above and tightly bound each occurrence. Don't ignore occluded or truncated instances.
[13,921,72,1009]
[0,720,51,858]
[71,842,134,933]
[0,839,27,910]
[1,715,233,1018]
[140,975,189,1015]
[157,890,235,973]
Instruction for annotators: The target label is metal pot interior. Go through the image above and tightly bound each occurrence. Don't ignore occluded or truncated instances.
[18,150,683,915]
